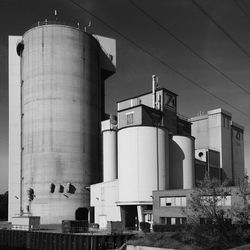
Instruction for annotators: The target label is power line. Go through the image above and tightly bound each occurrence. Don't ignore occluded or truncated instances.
[233,0,250,19]
[69,0,250,119]
[192,0,250,58]
[127,0,250,95]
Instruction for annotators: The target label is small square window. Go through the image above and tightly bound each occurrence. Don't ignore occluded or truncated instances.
[126,113,134,125]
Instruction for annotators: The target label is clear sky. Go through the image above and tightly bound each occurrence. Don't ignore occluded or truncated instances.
[1,0,250,193]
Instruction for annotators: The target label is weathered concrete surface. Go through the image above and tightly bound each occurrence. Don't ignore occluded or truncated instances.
[19,24,112,224]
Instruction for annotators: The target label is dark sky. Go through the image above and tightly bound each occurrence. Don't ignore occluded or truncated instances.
[1,0,250,192]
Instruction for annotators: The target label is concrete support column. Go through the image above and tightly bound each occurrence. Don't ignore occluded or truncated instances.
[137,206,144,224]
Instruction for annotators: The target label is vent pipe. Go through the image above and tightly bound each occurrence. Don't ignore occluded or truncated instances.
[152,75,158,108]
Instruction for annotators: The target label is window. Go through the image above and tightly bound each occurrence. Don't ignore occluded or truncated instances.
[176,217,181,225]
[236,131,242,141]
[224,196,231,206]
[176,197,181,206]
[160,217,165,224]
[200,218,206,224]
[181,197,187,206]
[126,112,134,125]
[160,196,187,207]
[216,195,231,206]
[166,217,171,225]
[201,195,231,206]
[160,198,166,207]
[222,116,230,129]
[200,217,230,225]
[171,218,176,225]
[160,217,187,225]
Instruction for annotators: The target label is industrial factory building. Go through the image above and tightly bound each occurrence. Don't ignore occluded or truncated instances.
[9,21,116,224]
[190,109,245,185]
[91,85,195,230]
[152,186,248,225]
[8,20,245,229]
[90,86,245,229]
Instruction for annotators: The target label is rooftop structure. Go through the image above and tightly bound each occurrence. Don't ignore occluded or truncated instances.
[91,81,195,230]
[189,108,245,184]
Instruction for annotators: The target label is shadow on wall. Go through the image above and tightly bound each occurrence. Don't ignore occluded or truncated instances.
[0,192,8,220]
[170,141,185,189]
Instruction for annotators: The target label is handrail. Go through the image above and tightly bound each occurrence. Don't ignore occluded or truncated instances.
[25,20,87,33]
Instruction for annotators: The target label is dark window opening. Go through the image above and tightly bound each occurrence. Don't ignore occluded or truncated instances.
[75,207,88,221]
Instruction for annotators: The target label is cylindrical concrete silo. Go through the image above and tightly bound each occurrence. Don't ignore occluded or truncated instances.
[170,135,195,189]
[103,129,117,182]
[18,23,110,224]
[118,126,169,203]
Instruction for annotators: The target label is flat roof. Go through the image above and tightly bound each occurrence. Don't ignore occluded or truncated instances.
[231,121,244,131]
[189,108,232,122]
[117,87,178,104]
[207,108,232,117]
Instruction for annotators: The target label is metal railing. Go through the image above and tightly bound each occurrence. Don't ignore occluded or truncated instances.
[25,20,87,33]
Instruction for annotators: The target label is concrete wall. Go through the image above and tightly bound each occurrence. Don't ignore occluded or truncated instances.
[20,25,104,224]
[93,35,116,67]
[207,110,232,180]
[231,124,245,184]
[190,115,209,149]
[117,92,154,112]
[118,105,162,130]
[118,106,142,129]
[118,126,169,203]
[8,36,22,221]
[169,136,195,189]
[90,180,121,228]
[9,24,116,224]
[190,109,236,182]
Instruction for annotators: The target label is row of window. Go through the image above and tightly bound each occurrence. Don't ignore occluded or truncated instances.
[200,195,231,206]
[200,217,232,225]
[159,217,233,225]
[160,195,231,207]
[160,196,187,207]
[160,217,187,225]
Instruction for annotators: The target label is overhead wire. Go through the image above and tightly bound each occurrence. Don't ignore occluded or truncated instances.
[69,0,250,119]
[127,0,250,95]
[233,0,250,19]
[192,0,250,58]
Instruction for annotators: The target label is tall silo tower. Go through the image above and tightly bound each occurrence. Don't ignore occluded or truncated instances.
[9,21,116,224]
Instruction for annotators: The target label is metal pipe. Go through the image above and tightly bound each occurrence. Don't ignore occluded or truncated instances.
[156,127,159,191]
[19,48,23,216]
[152,75,156,108]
